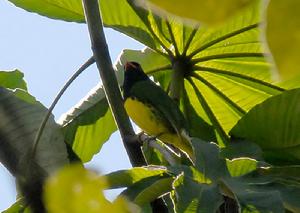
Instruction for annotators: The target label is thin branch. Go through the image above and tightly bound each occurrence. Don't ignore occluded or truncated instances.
[30,57,95,158]
[139,134,177,166]
[82,0,146,167]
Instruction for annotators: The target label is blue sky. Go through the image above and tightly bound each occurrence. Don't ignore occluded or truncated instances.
[0,1,143,210]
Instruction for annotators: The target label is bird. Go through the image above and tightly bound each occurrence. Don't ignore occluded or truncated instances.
[123,61,194,161]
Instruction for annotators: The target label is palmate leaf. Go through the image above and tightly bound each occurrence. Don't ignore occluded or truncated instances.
[113,0,289,146]
[59,85,117,162]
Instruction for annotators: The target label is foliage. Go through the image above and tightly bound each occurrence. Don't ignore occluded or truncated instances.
[2,0,300,212]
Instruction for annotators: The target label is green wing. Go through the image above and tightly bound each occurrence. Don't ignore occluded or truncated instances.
[130,80,187,135]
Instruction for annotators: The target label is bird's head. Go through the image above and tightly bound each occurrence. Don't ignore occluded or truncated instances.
[124,61,149,82]
[123,61,149,98]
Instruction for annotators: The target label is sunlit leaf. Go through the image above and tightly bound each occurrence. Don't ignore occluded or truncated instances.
[226,158,257,177]
[265,0,300,80]
[105,166,167,189]
[8,0,84,22]
[121,176,173,206]
[0,70,27,90]
[59,85,117,162]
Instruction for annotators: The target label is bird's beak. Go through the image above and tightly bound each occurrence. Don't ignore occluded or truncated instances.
[125,62,137,71]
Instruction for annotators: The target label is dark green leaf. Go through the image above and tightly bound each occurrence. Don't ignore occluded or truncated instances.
[192,138,229,180]
[230,88,300,164]
[173,173,223,213]
[220,139,263,160]
[0,88,69,176]
[223,178,284,213]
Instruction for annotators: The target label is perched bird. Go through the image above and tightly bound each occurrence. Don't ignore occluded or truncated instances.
[123,61,193,160]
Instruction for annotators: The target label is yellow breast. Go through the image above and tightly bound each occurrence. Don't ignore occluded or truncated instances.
[124,97,169,136]
[124,97,194,159]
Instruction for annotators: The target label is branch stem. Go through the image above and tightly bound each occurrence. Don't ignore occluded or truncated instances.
[170,60,184,103]
[82,0,145,166]
[31,57,95,158]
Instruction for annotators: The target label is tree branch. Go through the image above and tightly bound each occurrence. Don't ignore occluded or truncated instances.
[82,1,169,212]
[82,0,145,166]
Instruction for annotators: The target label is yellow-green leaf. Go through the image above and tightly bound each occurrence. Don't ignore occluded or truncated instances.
[266,0,300,80]
[44,165,138,213]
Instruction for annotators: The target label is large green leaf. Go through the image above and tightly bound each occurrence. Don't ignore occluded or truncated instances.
[0,70,27,90]
[8,0,84,22]
[229,166,300,212]
[265,0,300,80]
[230,88,300,164]
[0,88,69,176]
[223,178,284,213]
[0,86,69,211]
[59,85,117,162]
